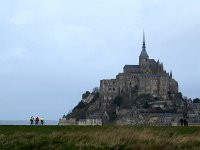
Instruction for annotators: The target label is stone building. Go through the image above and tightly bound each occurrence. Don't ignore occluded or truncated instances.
[58,118,76,125]
[77,114,103,126]
[77,118,102,126]
[100,32,178,103]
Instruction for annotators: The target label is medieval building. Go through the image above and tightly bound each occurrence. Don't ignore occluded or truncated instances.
[60,33,188,126]
[100,33,179,102]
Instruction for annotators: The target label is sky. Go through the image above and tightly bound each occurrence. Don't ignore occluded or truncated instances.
[0,0,200,120]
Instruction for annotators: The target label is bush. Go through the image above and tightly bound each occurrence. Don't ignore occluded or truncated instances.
[193,98,200,103]
[82,91,90,99]
[75,101,86,109]
[86,91,90,95]
[108,112,117,122]
[92,87,99,94]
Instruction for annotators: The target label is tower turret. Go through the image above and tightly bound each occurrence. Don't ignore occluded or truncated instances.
[170,70,173,79]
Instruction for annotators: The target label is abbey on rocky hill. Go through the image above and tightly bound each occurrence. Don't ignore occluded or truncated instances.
[100,32,178,103]
[59,32,184,126]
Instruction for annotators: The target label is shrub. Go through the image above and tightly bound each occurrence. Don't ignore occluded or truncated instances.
[108,112,117,122]
[75,101,86,109]
[193,98,200,103]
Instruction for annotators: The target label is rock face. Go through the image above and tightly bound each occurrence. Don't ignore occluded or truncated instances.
[61,33,186,126]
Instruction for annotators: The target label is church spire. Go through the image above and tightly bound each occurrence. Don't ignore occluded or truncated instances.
[140,31,149,58]
[142,31,146,51]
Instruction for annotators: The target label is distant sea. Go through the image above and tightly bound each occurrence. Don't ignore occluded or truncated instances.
[0,120,58,125]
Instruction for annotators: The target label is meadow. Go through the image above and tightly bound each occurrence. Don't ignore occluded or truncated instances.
[0,125,200,150]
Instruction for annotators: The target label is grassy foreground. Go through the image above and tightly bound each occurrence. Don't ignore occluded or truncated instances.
[0,125,200,150]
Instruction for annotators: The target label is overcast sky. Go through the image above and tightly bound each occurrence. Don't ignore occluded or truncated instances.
[0,0,200,120]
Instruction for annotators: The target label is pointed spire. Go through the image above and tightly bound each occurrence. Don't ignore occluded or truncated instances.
[140,31,149,58]
[142,31,146,50]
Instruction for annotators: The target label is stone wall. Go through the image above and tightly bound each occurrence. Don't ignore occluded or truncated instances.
[100,72,178,101]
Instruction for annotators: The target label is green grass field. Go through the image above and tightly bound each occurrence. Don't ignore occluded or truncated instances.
[0,125,200,150]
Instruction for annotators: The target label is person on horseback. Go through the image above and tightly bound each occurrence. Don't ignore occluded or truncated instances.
[35,117,39,125]
[41,117,44,125]
[30,116,34,125]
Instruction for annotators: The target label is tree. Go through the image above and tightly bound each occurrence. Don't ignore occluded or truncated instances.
[75,101,86,109]
[108,112,117,122]
[86,91,90,95]
[193,98,200,103]
[82,91,90,99]
[177,92,183,98]
[92,87,99,94]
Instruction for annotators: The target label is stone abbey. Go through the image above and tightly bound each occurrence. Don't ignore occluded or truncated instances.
[100,32,179,102]
[60,33,189,126]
